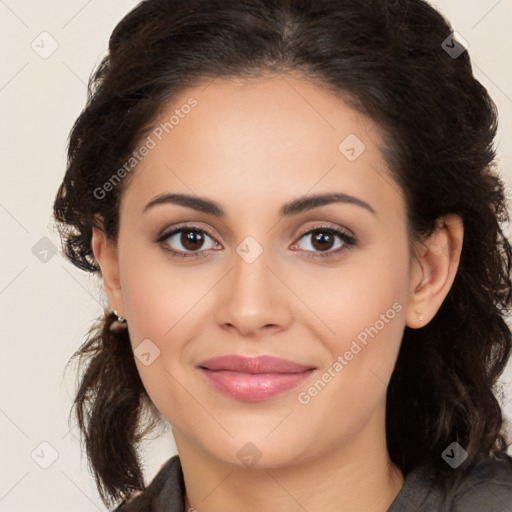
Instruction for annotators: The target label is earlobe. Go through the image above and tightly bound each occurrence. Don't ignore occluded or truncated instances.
[405,214,464,329]
[91,218,125,317]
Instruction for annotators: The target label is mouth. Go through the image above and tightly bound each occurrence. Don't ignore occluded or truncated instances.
[197,355,317,401]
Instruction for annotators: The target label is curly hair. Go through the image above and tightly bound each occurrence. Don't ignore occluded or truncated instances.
[52,0,512,508]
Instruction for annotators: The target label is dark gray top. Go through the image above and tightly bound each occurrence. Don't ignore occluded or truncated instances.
[114,454,512,511]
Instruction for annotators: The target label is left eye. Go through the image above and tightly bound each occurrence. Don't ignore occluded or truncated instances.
[292,227,355,255]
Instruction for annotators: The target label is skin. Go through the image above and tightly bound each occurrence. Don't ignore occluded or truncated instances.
[92,72,463,512]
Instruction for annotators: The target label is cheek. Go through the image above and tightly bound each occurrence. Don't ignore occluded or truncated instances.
[119,259,196,420]
[119,239,208,341]
[306,237,410,382]
[293,275,407,434]
[117,244,215,403]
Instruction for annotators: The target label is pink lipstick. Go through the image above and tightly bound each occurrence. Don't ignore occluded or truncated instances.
[197,355,316,401]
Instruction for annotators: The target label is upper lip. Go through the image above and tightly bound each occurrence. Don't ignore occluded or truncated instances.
[197,355,316,374]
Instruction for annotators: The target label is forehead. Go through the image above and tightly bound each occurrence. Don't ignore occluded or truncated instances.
[155,72,373,161]
[120,73,403,219]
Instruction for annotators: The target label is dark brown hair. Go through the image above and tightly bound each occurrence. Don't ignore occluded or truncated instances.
[53,0,512,508]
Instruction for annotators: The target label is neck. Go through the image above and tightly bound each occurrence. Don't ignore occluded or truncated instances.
[176,407,404,512]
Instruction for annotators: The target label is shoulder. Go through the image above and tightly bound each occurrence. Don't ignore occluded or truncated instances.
[451,455,512,511]
[113,455,184,512]
[388,455,512,512]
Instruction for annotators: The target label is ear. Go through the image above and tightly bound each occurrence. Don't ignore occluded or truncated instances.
[91,215,125,317]
[405,214,464,328]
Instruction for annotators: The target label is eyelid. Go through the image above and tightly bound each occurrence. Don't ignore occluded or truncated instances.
[294,223,355,242]
[157,222,219,243]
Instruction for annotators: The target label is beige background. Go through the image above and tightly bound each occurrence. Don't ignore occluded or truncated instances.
[1,0,511,510]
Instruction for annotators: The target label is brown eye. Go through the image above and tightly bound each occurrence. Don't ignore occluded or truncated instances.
[309,231,336,251]
[159,227,220,255]
[292,226,356,258]
[180,230,206,251]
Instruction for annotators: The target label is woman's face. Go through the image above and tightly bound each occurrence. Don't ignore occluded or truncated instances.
[102,73,419,468]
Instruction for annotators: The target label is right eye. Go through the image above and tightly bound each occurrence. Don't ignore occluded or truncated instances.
[156,226,222,258]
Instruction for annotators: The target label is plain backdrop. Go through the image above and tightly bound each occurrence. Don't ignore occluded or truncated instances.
[1,0,512,510]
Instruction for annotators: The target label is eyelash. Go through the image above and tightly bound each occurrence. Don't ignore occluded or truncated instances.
[155,223,357,260]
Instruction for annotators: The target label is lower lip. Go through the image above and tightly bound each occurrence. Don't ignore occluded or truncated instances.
[199,368,315,401]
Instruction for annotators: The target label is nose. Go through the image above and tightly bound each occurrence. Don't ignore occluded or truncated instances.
[214,245,294,337]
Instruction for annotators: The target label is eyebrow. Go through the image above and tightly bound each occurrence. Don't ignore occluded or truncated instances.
[143,192,377,217]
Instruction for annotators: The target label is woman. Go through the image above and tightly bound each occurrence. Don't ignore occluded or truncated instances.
[53,0,512,510]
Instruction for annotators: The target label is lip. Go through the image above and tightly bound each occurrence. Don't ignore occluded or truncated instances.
[197,355,317,401]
